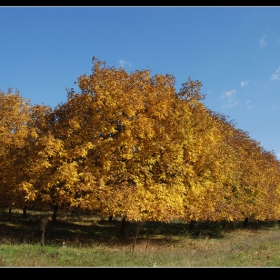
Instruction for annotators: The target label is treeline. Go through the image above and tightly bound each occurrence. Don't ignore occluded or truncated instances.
[1,57,280,233]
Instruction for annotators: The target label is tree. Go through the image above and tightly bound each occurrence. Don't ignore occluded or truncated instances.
[19,58,189,227]
[20,102,95,222]
[78,58,189,222]
[16,57,280,229]
[0,88,35,211]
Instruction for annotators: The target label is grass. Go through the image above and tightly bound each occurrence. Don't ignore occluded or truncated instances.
[1,209,280,267]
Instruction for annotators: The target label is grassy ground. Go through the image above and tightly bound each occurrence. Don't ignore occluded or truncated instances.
[1,209,280,267]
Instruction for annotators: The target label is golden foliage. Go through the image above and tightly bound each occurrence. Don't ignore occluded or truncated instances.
[1,58,280,224]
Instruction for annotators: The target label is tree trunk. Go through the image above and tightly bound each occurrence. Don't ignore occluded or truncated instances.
[71,209,80,218]
[222,220,227,230]
[22,207,27,217]
[120,216,130,240]
[131,221,144,253]
[8,207,12,221]
[243,217,249,228]
[52,205,58,223]
[188,220,196,232]
[40,217,49,254]
[108,215,113,222]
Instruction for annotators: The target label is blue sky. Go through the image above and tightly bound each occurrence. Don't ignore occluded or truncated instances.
[1,6,280,158]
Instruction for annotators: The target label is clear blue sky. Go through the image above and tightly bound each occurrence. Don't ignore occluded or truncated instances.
[1,6,280,159]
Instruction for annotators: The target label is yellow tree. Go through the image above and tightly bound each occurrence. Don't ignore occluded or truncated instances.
[177,81,264,225]
[210,115,245,222]
[256,150,280,221]
[14,57,280,231]
[18,62,212,229]
[0,88,36,213]
[19,101,96,222]
[24,57,197,234]
[18,104,56,213]
[68,58,189,227]
[232,131,266,226]
[175,80,236,224]
[179,103,237,224]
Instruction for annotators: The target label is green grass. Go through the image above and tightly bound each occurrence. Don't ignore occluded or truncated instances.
[1,210,280,267]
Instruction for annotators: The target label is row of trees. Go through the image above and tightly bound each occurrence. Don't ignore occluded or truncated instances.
[1,57,280,233]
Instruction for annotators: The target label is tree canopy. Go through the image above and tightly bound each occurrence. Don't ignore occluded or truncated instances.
[1,57,280,226]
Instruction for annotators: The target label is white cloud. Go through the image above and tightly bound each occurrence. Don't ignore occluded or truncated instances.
[276,152,280,160]
[245,99,252,109]
[224,89,236,97]
[270,66,280,81]
[259,36,267,47]
[221,89,239,109]
[240,80,251,87]
[118,59,132,68]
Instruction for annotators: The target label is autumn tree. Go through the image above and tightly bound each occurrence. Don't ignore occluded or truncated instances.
[18,104,56,214]
[66,58,190,227]
[18,57,280,231]
[178,101,238,223]
[21,58,195,230]
[0,88,36,213]
[253,149,280,222]
[19,101,96,222]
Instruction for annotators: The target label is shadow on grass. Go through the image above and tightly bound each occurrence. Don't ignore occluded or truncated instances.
[0,210,279,247]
